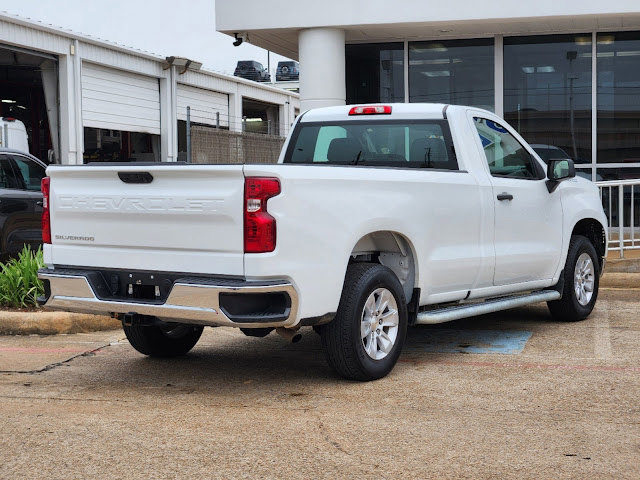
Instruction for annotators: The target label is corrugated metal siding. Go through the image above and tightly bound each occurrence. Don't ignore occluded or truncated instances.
[80,42,165,78]
[177,84,229,127]
[179,70,239,94]
[81,62,161,134]
[0,17,69,55]
[238,83,293,106]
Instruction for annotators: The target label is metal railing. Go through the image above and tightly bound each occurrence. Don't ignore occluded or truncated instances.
[596,179,640,258]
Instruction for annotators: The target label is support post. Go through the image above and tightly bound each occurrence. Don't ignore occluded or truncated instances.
[299,28,345,111]
[619,185,625,258]
[186,106,191,163]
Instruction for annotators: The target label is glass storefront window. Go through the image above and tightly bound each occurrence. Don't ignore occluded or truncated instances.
[409,39,494,110]
[504,35,592,166]
[346,43,404,104]
[597,32,640,178]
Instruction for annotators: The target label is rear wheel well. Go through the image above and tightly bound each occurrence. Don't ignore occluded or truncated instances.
[349,231,417,303]
[572,219,606,266]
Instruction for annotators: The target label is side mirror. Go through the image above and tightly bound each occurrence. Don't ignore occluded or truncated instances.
[546,158,575,193]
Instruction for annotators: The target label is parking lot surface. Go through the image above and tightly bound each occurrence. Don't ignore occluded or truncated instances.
[1,289,638,479]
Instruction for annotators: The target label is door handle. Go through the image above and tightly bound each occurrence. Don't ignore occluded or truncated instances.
[497,193,513,201]
[36,201,43,206]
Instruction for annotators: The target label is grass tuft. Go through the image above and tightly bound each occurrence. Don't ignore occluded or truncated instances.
[0,245,45,308]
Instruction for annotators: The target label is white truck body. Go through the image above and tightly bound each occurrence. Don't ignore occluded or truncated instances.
[38,103,608,379]
[0,117,29,153]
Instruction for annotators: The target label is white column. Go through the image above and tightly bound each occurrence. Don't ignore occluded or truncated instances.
[159,67,177,162]
[229,86,243,133]
[72,41,83,163]
[299,28,345,112]
[58,41,83,165]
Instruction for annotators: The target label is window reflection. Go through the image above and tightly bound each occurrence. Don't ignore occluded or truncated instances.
[597,32,640,176]
[409,39,494,110]
[504,35,592,167]
[346,43,404,104]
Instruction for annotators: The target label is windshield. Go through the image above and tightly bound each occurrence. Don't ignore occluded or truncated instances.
[284,120,458,170]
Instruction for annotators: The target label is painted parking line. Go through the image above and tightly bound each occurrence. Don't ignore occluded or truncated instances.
[404,328,532,355]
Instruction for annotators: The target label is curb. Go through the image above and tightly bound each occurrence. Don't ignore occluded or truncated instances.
[599,273,640,290]
[605,259,640,274]
[0,311,121,335]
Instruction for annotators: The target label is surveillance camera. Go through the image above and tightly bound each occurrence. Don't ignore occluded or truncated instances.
[233,33,246,47]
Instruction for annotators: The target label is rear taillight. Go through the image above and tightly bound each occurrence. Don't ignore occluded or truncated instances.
[348,105,392,115]
[41,177,51,244]
[244,177,280,253]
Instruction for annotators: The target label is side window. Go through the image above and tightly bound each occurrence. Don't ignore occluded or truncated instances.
[12,156,45,191]
[0,155,21,189]
[473,117,541,179]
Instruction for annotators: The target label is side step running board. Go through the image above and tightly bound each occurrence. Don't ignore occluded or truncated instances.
[415,290,561,325]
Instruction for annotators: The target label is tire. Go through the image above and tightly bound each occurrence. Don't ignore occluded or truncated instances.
[123,322,204,357]
[321,263,408,381]
[547,235,600,322]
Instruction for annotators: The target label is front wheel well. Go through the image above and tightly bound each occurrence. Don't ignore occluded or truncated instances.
[571,218,606,265]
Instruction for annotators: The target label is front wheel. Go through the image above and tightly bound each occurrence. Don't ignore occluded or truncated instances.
[547,235,600,322]
[321,263,408,381]
[123,322,204,357]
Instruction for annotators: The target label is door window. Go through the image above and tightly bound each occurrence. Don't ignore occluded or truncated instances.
[0,155,21,189]
[473,117,542,179]
[12,156,45,191]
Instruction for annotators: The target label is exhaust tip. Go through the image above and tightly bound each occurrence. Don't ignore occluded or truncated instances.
[276,327,302,343]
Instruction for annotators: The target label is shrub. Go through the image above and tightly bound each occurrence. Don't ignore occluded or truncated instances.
[0,245,45,308]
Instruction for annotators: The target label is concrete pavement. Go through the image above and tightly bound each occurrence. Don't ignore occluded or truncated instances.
[0,289,638,479]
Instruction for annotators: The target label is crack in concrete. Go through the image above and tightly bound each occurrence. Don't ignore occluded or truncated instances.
[315,414,350,456]
[0,343,111,375]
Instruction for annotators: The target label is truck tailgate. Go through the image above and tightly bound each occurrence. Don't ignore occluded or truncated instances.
[46,164,245,276]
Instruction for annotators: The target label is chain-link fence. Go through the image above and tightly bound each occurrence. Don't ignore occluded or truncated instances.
[190,126,285,164]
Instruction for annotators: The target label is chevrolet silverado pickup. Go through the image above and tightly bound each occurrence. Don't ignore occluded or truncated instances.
[38,103,608,381]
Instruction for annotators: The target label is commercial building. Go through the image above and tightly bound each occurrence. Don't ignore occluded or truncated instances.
[0,12,299,164]
[216,1,640,180]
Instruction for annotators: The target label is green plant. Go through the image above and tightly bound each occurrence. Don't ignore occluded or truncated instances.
[0,245,45,308]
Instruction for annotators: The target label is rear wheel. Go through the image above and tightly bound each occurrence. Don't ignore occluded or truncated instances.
[123,322,204,357]
[321,263,407,381]
[547,235,600,322]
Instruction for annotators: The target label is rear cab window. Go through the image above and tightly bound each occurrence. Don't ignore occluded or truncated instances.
[284,120,458,170]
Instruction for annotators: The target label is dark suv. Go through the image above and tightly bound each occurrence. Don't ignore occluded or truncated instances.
[234,60,271,82]
[276,61,299,81]
[0,149,47,261]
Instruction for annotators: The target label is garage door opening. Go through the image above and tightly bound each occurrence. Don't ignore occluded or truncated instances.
[0,44,58,163]
[242,98,280,136]
[83,128,160,163]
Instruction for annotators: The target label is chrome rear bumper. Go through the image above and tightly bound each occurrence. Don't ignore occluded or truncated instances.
[38,269,299,328]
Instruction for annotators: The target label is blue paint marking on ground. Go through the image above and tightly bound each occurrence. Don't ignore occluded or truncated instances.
[405,329,533,355]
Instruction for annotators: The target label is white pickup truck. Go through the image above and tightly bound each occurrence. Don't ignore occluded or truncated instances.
[38,104,607,381]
